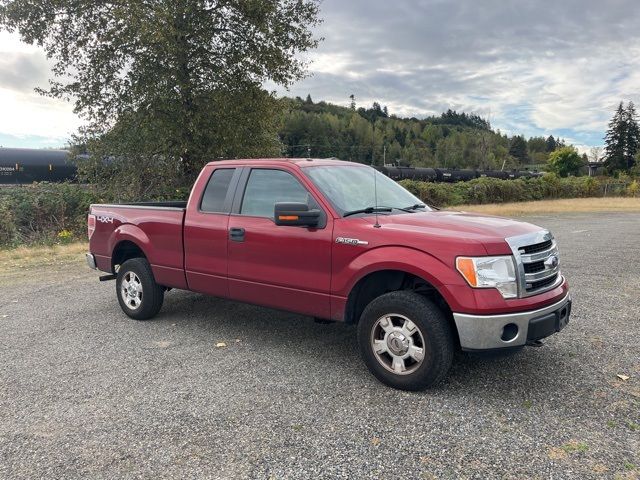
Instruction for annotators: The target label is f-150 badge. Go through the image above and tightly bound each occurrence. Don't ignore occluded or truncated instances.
[335,237,368,246]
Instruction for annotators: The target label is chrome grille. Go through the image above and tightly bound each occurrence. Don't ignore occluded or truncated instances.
[519,239,553,255]
[506,230,562,298]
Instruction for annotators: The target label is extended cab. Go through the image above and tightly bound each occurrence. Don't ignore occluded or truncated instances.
[87,159,571,390]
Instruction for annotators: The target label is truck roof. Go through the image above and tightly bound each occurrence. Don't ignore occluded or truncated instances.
[205,158,366,168]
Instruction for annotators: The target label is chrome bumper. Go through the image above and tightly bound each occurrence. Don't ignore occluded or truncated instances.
[86,253,97,270]
[453,293,571,351]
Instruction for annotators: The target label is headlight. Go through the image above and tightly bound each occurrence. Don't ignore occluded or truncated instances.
[456,256,518,299]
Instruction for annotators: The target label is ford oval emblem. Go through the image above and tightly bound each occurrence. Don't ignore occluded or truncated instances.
[544,255,559,268]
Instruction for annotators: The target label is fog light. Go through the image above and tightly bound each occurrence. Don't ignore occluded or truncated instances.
[501,323,518,342]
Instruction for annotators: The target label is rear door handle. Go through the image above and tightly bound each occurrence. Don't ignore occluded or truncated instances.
[229,227,245,242]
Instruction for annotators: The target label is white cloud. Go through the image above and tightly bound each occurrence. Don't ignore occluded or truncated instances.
[2,1,640,147]
[0,32,80,143]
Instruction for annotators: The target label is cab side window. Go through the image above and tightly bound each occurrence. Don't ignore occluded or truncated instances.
[240,169,316,218]
[200,168,235,213]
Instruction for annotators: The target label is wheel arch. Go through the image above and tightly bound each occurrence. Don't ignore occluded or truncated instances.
[111,239,148,273]
[108,224,153,273]
[343,268,460,348]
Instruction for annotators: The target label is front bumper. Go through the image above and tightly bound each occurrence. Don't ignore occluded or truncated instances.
[453,293,571,351]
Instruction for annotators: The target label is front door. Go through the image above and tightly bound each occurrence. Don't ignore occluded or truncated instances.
[227,167,333,318]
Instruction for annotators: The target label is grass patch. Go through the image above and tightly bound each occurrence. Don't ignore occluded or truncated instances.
[560,441,589,454]
[457,197,640,217]
[0,242,88,274]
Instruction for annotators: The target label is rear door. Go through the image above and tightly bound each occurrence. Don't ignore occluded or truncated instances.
[227,167,333,318]
[184,166,241,297]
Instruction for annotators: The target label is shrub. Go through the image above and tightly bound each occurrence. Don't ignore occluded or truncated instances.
[401,175,631,208]
[0,183,102,247]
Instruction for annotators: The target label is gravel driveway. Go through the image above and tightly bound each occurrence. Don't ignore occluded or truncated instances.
[1,212,638,479]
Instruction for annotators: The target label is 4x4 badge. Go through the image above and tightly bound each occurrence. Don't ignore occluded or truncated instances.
[335,237,368,246]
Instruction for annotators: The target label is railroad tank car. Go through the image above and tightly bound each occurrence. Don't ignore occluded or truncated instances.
[434,168,451,182]
[477,170,509,180]
[411,167,437,181]
[433,168,476,182]
[450,169,476,182]
[376,166,438,182]
[0,148,76,184]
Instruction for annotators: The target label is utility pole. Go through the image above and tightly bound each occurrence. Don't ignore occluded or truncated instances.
[383,144,387,165]
[307,145,311,159]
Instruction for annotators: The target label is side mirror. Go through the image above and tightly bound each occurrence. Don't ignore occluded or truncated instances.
[274,202,320,227]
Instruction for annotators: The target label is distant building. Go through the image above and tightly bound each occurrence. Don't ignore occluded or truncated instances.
[587,161,605,177]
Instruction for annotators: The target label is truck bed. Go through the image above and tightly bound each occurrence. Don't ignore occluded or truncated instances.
[89,202,188,289]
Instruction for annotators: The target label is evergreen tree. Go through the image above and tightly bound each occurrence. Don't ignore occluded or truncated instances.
[509,135,528,163]
[545,135,557,152]
[625,102,640,169]
[349,94,356,110]
[604,102,629,172]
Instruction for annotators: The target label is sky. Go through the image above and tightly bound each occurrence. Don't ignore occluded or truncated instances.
[1,0,639,150]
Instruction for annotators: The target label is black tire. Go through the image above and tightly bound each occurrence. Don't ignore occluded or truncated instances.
[116,258,164,320]
[357,291,454,391]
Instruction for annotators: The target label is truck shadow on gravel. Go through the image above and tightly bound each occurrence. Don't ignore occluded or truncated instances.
[159,290,570,396]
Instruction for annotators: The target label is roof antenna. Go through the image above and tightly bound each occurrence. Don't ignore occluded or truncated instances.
[373,165,381,228]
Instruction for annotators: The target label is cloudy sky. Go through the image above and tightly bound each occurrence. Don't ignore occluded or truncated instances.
[1,0,639,149]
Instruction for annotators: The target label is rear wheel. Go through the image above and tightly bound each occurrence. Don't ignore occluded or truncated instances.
[357,291,454,390]
[116,258,164,320]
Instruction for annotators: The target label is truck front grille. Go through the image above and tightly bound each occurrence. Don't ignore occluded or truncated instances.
[523,260,545,274]
[528,273,559,291]
[519,239,553,254]
[506,231,562,298]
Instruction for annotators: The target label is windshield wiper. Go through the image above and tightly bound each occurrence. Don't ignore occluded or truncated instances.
[343,206,393,218]
[404,203,440,211]
[404,203,426,211]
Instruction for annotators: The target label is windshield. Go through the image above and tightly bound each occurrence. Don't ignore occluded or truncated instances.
[304,165,431,216]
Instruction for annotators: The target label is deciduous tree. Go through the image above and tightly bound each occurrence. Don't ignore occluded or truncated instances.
[1,0,321,187]
[547,146,585,177]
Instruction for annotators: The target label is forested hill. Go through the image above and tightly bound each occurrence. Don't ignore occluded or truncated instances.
[278,96,565,170]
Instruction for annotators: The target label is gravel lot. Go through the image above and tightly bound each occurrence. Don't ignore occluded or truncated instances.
[1,212,638,479]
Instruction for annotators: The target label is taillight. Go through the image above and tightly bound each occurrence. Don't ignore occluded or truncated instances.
[88,214,96,239]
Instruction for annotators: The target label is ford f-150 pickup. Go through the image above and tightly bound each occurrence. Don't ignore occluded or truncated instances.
[87,158,571,390]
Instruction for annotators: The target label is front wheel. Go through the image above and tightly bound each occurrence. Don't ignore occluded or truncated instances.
[357,291,454,391]
[116,258,164,320]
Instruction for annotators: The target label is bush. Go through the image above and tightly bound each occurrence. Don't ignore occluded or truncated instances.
[1,174,636,248]
[400,175,631,208]
[0,183,103,247]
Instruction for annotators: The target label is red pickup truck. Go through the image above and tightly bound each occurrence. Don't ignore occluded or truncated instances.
[87,158,571,390]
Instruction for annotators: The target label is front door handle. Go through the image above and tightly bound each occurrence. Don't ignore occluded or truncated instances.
[229,227,245,242]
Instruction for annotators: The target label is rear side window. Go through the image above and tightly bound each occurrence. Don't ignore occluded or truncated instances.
[240,169,314,218]
[200,168,235,212]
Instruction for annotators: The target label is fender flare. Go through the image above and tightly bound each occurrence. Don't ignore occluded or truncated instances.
[336,246,464,309]
[108,224,154,267]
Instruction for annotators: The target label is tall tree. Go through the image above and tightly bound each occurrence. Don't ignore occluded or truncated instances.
[545,135,557,152]
[605,102,630,173]
[625,102,640,170]
[0,0,321,184]
[509,135,528,163]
